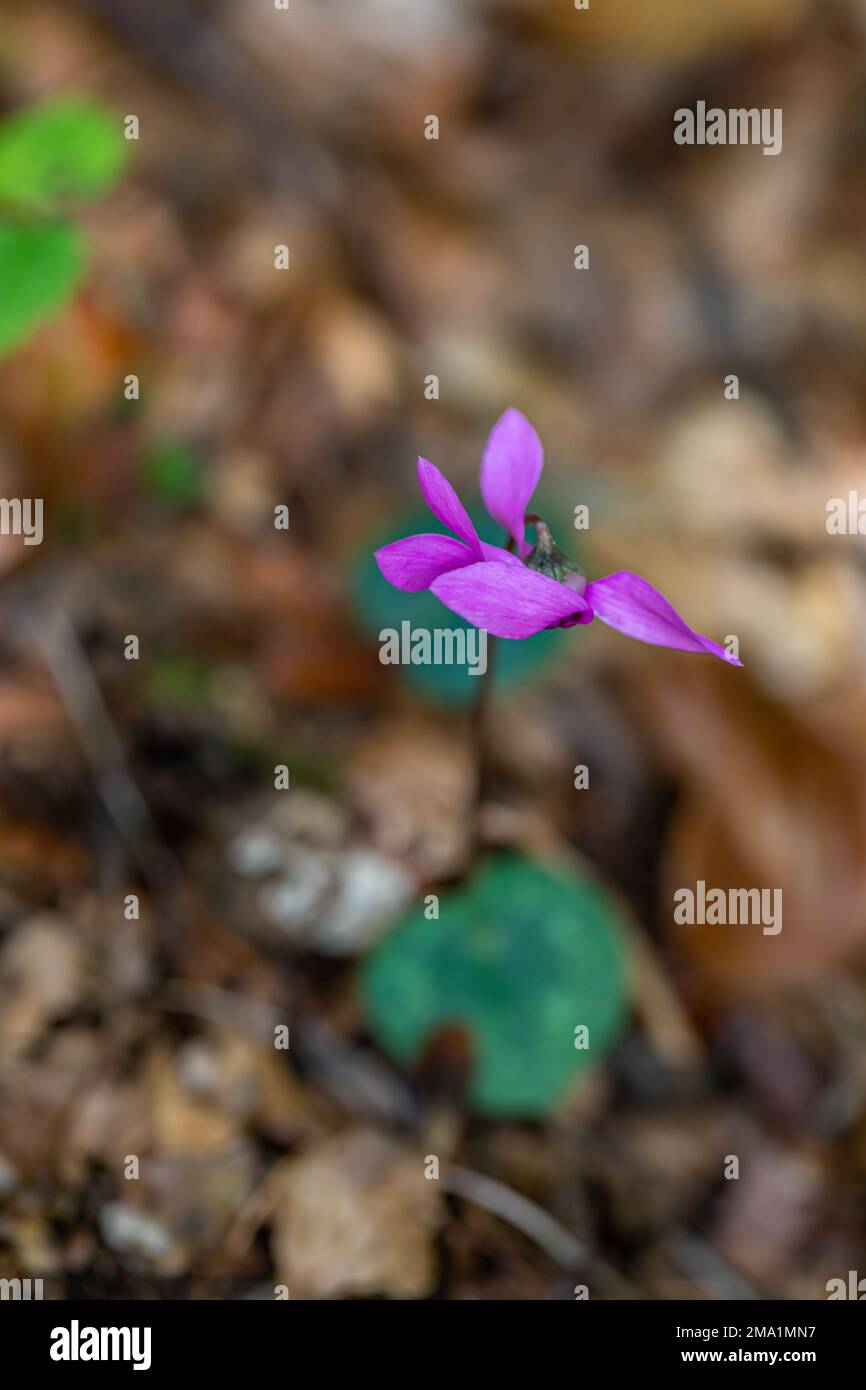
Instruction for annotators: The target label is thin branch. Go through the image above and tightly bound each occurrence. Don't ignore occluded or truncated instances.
[28,602,183,900]
[443,1163,587,1269]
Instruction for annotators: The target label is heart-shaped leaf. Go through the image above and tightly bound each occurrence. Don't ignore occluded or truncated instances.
[0,222,85,356]
[0,99,127,211]
[361,853,629,1116]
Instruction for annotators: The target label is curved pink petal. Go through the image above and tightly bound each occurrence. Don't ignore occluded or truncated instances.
[479,541,524,567]
[431,561,591,639]
[417,458,483,558]
[480,409,543,558]
[584,572,742,665]
[375,533,476,591]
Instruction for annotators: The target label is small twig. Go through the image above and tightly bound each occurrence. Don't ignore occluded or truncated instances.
[27,603,184,921]
[443,1163,587,1269]
[669,1232,759,1301]
[445,1163,642,1295]
[222,1156,294,1261]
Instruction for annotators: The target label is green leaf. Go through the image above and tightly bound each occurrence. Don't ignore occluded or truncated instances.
[141,439,205,508]
[351,497,578,706]
[0,221,85,355]
[0,99,127,210]
[361,853,629,1117]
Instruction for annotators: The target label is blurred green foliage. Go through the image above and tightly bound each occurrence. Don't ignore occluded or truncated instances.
[361,853,629,1116]
[0,98,127,209]
[0,97,127,356]
[0,222,85,354]
[141,439,205,508]
[145,655,212,708]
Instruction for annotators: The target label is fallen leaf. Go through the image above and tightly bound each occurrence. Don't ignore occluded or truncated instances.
[0,915,86,1058]
[272,1129,442,1298]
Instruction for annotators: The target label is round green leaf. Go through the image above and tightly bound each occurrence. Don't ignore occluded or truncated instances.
[351,497,578,706]
[0,99,127,210]
[0,222,85,356]
[361,853,630,1116]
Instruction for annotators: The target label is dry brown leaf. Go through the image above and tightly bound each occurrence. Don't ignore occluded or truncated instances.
[644,666,866,998]
[176,1030,328,1144]
[348,718,473,879]
[529,0,809,63]
[309,294,398,424]
[272,1129,442,1298]
[144,1046,240,1156]
[710,1125,824,1285]
[0,915,86,1059]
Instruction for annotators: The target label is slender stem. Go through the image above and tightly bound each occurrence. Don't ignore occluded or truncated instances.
[468,535,515,862]
[525,512,549,544]
[471,632,497,780]
[469,631,497,859]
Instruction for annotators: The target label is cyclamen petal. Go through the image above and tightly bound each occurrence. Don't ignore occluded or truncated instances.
[431,560,592,640]
[480,409,544,558]
[417,457,483,558]
[375,413,741,671]
[584,571,742,665]
[479,541,525,567]
[374,533,478,591]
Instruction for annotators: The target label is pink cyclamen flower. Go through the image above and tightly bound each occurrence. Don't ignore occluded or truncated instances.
[375,409,741,664]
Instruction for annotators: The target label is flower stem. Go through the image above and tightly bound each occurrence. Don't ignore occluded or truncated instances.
[468,533,513,863]
[470,631,497,858]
